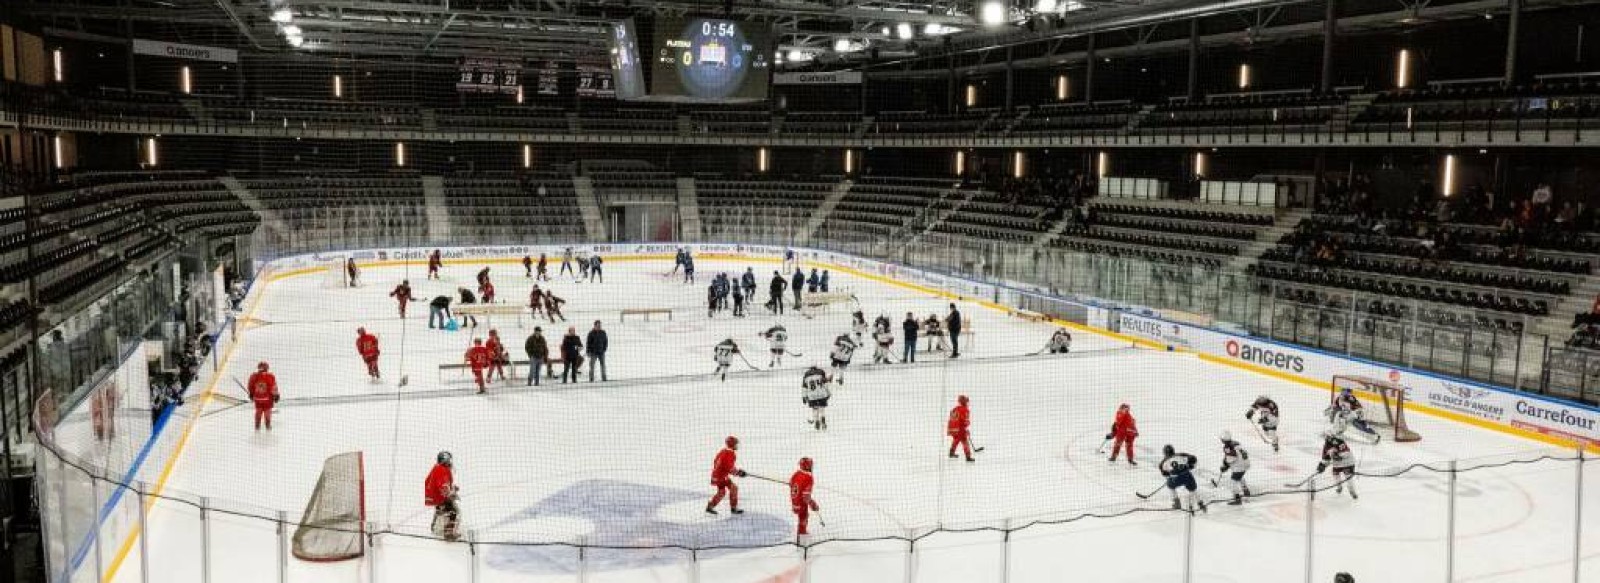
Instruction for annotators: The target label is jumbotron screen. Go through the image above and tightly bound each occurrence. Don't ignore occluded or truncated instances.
[651,17,771,101]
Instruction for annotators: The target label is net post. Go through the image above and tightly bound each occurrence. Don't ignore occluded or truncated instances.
[1182,506,1194,583]
[577,536,588,583]
[1574,445,1585,583]
[136,482,150,583]
[277,510,287,583]
[364,521,379,583]
[467,530,479,583]
[200,496,212,583]
[903,528,916,583]
[999,518,1012,583]
[1302,488,1315,583]
[1446,460,1457,582]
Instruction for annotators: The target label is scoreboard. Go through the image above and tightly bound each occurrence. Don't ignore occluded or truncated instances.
[651,17,771,101]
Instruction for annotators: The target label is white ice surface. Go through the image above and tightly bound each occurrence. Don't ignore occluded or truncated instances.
[108,259,1600,583]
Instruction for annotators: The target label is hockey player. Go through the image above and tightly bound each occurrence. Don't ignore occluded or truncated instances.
[1246,396,1281,452]
[802,364,832,430]
[807,268,820,293]
[851,311,868,343]
[1316,432,1359,499]
[476,266,491,289]
[1108,403,1138,465]
[684,254,696,284]
[1219,431,1252,505]
[537,253,550,281]
[390,280,418,318]
[713,338,741,381]
[345,258,360,287]
[465,338,492,394]
[872,323,896,364]
[947,395,974,462]
[425,451,460,540]
[922,314,948,353]
[1159,445,1206,512]
[706,284,720,319]
[480,279,497,304]
[761,324,788,367]
[671,248,687,276]
[427,249,442,280]
[741,268,757,300]
[560,247,574,277]
[247,362,279,431]
[577,253,591,281]
[829,334,858,385]
[485,330,509,383]
[789,458,820,536]
[706,436,746,515]
[356,328,381,380]
[522,255,533,278]
[1044,329,1072,354]
[732,285,746,317]
[1330,388,1380,443]
[544,290,567,322]
[529,284,546,320]
[589,255,603,283]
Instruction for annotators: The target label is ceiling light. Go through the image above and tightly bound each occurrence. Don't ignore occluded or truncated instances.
[1036,0,1058,13]
[896,23,913,40]
[924,23,942,35]
[981,1,1007,25]
[786,49,810,62]
[281,25,302,36]
[834,38,855,52]
[881,26,891,37]
[1064,0,1085,11]
[286,34,305,48]
[270,8,293,23]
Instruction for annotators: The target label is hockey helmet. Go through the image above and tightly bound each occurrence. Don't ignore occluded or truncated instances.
[799,457,813,471]
[1118,403,1130,411]
[1219,431,1233,443]
[474,338,484,345]
[437,451,453,466]
[357,327,367,335]
[725,436,739,449]
[1334,573,1354,583]
[958,395,969,405]
[257,361,269,372]
[1162,444,1175,457]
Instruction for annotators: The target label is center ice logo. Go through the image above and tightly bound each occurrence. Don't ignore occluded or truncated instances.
[484,479,790,574]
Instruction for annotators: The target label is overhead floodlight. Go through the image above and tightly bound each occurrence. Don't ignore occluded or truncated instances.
[924,23,942,36]
[281,25,302,36]
[981,1,1007,25]
[881,26,891,37]
[786,49,809,62]
[833,38,855,53]
[1036,0,1058,13]
[286,34,305,48]
[896,23,913,40]
[270,8,293,23]
[1064,1,1086,11]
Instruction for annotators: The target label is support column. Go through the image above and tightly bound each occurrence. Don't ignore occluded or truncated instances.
[1085,34,1097,103]
[1187,18,1201,99]
[1505,0,1523,85]
[1004,46,1015,111]
[1321,0,1338,93]
[947,55,957,113]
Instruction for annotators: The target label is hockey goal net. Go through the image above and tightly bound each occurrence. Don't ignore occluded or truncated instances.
[292,451,366,562]
[322,259,348,288]
[1330,375,1422,442]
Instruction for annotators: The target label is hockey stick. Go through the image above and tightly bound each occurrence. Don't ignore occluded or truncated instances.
[736,352,762,372]
[1134,484,1167,500]
[1283,470,1320,489]
[1249,421,1272,446]
[233,377,278,413]
[786,350,806,358]
[1095,437,1112,455]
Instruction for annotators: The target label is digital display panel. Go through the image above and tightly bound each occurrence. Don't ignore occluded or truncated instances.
[651,17,770,101]
[610,19,647,100]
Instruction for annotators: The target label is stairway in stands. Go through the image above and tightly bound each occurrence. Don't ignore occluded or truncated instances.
[897,187,977,252]
[796,179,854,245]
[220,176,289,240]
[1226,207,1310,273]
[1029,214,1077,249]
[571,176,608,242]
[676,177,703,242]
[421,176,452,243]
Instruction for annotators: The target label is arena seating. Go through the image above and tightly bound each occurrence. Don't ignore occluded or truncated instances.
[443,174,585,244]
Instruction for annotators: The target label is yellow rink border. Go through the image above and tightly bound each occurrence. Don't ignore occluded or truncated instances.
[100,250,1593,582]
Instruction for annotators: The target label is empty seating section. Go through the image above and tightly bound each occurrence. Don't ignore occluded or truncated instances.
[697,176,840,242]
[204,98,421,129]
[830,177,961,242]
[1356,80,1600,128]
[782,112,858,135]
[1144,94,1344,128]
[242,175,426,251]
[580,108,675,133]
[443,174,584,244]
[1011,103,1139,134]
[691,109,771,135]
[870,110,995,135]
[438,107,568,131]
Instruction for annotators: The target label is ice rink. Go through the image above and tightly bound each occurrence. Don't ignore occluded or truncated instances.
[112,257,1600,583]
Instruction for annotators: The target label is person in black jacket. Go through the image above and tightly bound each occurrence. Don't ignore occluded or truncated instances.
[525,327,549,386]
[946,304,963,358]
[560,327,583,384]
[791,268,805,310]
[586,321,609,382]
[768,271,787,314]
[902,312,919,364]
[428,295,453,329]
[457,288,479,329]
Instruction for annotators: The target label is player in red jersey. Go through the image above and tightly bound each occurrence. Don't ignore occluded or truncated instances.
[1108,403,1138,466]
[464,339,492,394]
[480,279,496,304]
[425,451,461,540]
[947,395,974,462]
[390,280,418,318]
[789,457,820,536]
[705,436,746,515]
[427,249,442,279]
[247,362,280,431]
[356,328,381,380]
[484,329,508,382]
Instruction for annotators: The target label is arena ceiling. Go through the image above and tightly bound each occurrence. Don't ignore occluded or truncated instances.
[13,0,1281,63]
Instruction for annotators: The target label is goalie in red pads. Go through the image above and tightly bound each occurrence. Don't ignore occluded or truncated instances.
[356,328,380,380]
[789,457,820,536]
[248,362,280,431]
[426,451,461,540]
[705,436,746,515]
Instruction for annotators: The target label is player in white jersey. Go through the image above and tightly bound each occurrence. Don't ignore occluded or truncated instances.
[713,339,740,382]
[801,365,832,430]
[851,311,868,343]
[1159,445,1206,513]
[872,326,895,364]
[829,334,858,385]
[1044,329,1072,354]
[1328,388,1380,443]
[1218,431,1252,505]
[1245,395,1281,452]
[1316,432,1359,499]
[761,324,789,367]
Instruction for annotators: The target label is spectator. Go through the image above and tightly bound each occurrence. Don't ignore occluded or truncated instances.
[791,268,805,309]
[946,304,963,359]
[820,270,831,292]
[457,288,479,328]
[586,320,609,382]
[560,327,583,384]
[902,312,919,364]
[525,327,549,387]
